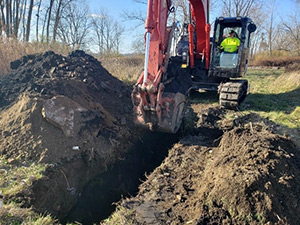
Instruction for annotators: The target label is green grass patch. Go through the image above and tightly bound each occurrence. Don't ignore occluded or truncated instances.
[0,202,58,225]
[0,157,47,197]
[241,68,300,129]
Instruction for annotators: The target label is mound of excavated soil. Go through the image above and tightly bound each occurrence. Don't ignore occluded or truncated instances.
[107,112,300,225]
[0,50,133,160]
[0,51,135,218]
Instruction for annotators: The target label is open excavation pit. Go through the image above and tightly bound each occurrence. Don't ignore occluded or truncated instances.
[61,131,184,224]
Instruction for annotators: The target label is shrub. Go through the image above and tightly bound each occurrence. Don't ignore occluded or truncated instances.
[251,55,300,72]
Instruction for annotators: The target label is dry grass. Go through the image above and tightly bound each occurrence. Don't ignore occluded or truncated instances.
[251,56,300,72]
[0,38,71,77]
[101,206,138,225]
[97,54,144,84]
[0,202,58,225]
[270,71,300,93]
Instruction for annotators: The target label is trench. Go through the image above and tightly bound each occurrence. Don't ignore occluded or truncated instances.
[60,131,181,225]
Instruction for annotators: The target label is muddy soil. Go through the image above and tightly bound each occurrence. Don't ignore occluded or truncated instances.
[0,51,138,221]
[105,106,300,225]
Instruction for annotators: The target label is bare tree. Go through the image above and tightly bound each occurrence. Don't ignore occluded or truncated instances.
[263,0,278,56]
[52,0,63,42]
[111,21,124,54]
[281,13,300,55]
[5,0,11,36]
[21,0,27,40]
[46,0,54,43]
[53,0,77,42]
[220,0,262,17]
[25,0,34,41]
[91,9,124,55]
[0,0,4,35]
[123,0,189,53]
[131,35,145,53]
[171,0,189,23]
[122,9,145,27]
[35,0,42,41]
[91,10,108,54]
[12,0,21,38]
[56,1,90,49]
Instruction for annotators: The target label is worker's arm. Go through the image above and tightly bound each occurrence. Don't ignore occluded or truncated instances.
[219,38,227,51]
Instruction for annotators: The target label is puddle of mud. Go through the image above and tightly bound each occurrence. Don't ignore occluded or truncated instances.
[61,131,180,225]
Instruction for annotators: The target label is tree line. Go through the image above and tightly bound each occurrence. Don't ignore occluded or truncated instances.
[0,0,124,55]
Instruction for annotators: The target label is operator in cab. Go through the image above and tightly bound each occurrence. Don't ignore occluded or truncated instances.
[220,30,240,53]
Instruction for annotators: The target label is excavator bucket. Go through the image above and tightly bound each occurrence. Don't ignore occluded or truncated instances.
[132,58,191,133]
[132,87,186,133]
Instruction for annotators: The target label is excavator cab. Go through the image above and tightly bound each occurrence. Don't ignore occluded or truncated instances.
[209,17,256,78]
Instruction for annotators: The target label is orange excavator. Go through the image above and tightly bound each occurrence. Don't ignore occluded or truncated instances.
[132,0,256,133]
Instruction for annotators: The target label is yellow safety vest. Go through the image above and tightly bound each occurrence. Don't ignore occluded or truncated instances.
[221,37,240,53]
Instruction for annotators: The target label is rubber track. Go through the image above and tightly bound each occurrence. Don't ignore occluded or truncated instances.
[219,80,248,108]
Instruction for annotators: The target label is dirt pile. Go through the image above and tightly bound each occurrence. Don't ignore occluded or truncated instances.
[0,51,135,219]
[0,50,133,163]
[106,111,300,225]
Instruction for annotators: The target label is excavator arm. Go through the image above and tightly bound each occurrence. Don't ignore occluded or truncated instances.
[132,0,210,133]
[189,0,210,69]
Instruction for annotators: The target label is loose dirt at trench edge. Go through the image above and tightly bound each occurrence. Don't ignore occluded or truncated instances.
[0,50,138,220]
[105,105,300,225]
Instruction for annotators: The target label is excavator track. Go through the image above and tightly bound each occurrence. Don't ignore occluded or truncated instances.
[219,80,248,108]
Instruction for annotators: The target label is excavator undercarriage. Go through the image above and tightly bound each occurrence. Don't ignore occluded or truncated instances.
[219,80,249,108]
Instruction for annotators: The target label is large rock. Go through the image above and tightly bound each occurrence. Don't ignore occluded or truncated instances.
[42,96,87,137]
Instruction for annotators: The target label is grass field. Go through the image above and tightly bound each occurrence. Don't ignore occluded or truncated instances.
[189,68,300,130]
[243,68,300,129]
